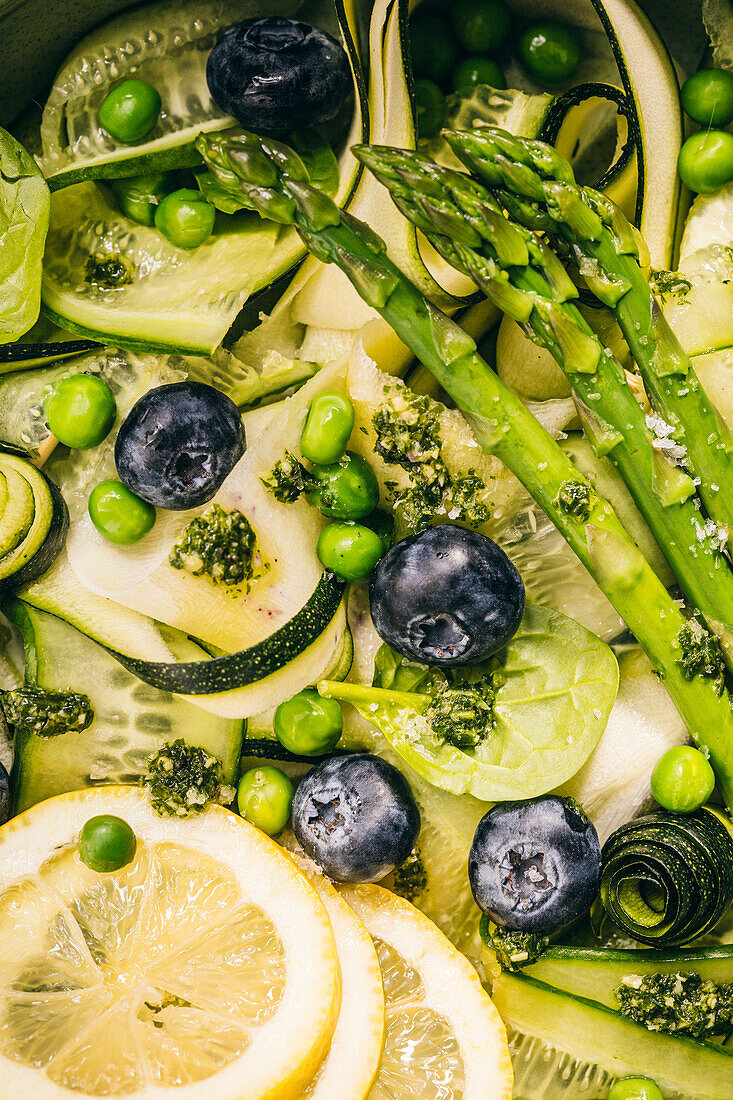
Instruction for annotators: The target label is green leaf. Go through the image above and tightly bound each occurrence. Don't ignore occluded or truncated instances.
[0,129,50,343]
[320,604,619,801]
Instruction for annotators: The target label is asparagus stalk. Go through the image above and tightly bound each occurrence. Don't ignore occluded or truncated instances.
[445,127,733,534]
[196,129,733,806]
[354,142,733,666]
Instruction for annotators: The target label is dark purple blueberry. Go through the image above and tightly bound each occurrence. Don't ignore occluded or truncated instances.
[468,796,602,935]
[206,17,353,132]
[115,381,245,510]
[369,524,524,667]
[292,754,420,883]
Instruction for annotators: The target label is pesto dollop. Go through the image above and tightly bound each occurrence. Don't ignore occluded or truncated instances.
[555,479,593,522]
[262,450,317,503]
[169,504,260,589]
[145,738,235,817]
[424,680,496,750]
[487,923,549,972]
[677,619,726,696]
[2,687,94,739]
[391,848,428,905]
[373,388,491,533]
[616,972,733,1039]
[85,253,134,289]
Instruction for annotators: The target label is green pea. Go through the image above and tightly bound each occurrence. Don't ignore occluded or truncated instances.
[650,745,715,813]
[681,68,733,128]
[300,392,355,464]
[89,480,156,545]
[607,1078,663,1100]
[306,451,379,520]
[454,57,506,94]
[410,17,459,85]
[517,22,582,86]
[451,0,511,55]
[110,172,176,227]
[154,188,216,249]
[237,766,294,835]
[45,373,116,449]
[678,129,733,193]
[414,79,447,139]
[274,689,343,756]
[317,521,385,582]
[99,79,162,144]
[78,815,137,873]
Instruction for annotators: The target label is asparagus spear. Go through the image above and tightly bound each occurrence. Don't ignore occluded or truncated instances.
[196,129,733,806]
[353,142,733,665]
[444,126,733,534]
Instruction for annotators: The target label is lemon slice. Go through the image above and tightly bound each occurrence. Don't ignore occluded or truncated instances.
[0,786,340,1099]
[301,873,385,1100]
[340,886,513,1100]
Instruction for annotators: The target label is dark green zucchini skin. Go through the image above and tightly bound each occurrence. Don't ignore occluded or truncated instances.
[46,143,204,192]
[0,340,96,365]
[0,444,69,595]
[108,572,345,694]
[540,82,636,192]
[600,808,733,947]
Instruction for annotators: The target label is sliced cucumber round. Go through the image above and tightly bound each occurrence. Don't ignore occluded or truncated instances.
[39,0,271,187]
[0,447,68,592]
[6,601,243,813]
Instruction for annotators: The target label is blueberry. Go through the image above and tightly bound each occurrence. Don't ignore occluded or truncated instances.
[206,17,353,132]
[369,524,524,667]
[292,754,420,883]
[0,761,10,826]
[468,797,602,936]
[115,381,245,510]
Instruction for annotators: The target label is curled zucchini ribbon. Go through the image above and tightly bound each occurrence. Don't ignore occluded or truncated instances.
[600,809,733,947]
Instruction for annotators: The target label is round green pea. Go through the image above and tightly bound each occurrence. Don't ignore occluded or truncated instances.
[678,130,733,193]
[451,0,511,55]
[110,172,176,227]
[45,373,116,449]
[454,57,506,94]
[681,68,733,128]
[99,79,162,144]
[517,22,582,86]
[78,815,137,873]
[306,451,379,521]
[274,689,343,756]
[237,766,294,835]
[650,745,715,813]
[88,480,156,545]
[410,17,459,85]
[154,188,216,249]
[414,79,446,139]
[607,1078,664,1100]
[317,521,385,582]
[300,392,355,465]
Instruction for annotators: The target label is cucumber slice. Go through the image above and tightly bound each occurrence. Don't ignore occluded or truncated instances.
[39,0,368,355]
[0,448,68,592]
[61,361,343,653]
[493,971,733,1100]
[514,944,733,1010]
[38,0,279,187]
[7,601,243,812]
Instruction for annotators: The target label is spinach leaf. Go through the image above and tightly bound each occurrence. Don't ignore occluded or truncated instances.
[0,128,50,343]
[320,604,619,801]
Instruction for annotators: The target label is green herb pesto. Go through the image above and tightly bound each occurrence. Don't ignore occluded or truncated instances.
[145,738,236,817]
[556,479,593,523]
[391,848,428,905]
[169,504,261,589]
[616,972,733,1039]
[374,387,491,533]
[84,254,134,289]
[424,680,496,749]
[262,450,317,503]
[651,269,692,301]
[677,619,726,695]
[2,687,94,739]
[488,923,549,972]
